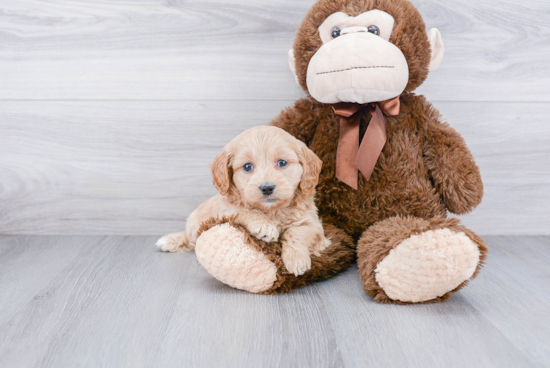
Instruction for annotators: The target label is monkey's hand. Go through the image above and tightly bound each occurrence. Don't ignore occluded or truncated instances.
[422,102,483,214]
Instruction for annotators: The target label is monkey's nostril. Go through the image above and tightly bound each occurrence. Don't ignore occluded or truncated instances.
[260,184,275,196]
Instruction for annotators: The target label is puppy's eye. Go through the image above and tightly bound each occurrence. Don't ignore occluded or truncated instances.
[331,27,341,39]
[243,163,253,172]
[277,160,288,168]
[367,25,380,36]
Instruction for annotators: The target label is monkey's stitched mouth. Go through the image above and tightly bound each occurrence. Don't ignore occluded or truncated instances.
[317,66,394,75]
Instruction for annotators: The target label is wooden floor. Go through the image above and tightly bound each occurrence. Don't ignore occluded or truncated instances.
[1,236,548,367]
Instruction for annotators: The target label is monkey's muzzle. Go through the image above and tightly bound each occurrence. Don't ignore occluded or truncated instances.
[306,32,409,104]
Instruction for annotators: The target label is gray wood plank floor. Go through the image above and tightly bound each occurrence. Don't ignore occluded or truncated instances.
[1,235,548,368]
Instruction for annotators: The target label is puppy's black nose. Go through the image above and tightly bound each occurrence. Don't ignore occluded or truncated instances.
[260,183,275,196]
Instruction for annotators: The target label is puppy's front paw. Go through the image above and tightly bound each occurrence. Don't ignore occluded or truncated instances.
[156,232,191,252]
[247,221,279,242]
[282,246,312,276]
[311,235,332,257]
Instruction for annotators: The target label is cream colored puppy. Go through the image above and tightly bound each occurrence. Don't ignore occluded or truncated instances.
[156,126,329,276]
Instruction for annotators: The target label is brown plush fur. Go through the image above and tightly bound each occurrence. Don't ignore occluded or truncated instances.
[357,215,488,304]
[266,0,487,302]
[271,93,483,240]
[198,216,356,294]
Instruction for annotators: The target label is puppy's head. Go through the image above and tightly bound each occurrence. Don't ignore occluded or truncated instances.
[211,126,322,210]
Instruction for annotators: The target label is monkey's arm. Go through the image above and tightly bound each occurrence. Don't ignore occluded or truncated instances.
[269,98,320,146]
[422,103,483,215]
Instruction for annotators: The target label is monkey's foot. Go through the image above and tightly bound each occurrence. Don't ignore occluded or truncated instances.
[358,216,488,304]
[195,223,278,293]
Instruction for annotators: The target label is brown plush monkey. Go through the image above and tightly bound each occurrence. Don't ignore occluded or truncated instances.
[196,0,487,304]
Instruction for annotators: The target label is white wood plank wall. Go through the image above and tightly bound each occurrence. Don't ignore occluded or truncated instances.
[0,0,549,235]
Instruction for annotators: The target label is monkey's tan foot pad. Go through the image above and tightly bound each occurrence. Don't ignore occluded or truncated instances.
[195,223,278,293]
[375,229,480,303]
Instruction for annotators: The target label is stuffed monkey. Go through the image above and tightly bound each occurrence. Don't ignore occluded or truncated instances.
[195,0,487,304]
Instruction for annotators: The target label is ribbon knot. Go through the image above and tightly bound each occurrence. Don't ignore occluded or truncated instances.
[332,96,400,189]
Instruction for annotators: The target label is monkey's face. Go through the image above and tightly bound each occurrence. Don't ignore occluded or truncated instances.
[307,10,408,104]
[289,0,444,104]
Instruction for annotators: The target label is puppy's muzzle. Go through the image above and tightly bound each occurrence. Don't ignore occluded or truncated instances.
[260,183,275,196]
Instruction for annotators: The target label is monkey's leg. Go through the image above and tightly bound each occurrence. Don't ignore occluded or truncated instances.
[195,217,355,294]
[195,222,279,293]
[357,215,488,304]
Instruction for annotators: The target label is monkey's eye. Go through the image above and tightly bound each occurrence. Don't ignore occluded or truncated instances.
[243,163,253,172]
[277,160,288,168]
[331,27,341,39]
[367,25,380,36]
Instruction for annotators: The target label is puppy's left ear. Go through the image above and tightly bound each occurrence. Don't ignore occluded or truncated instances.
[298,145,323,196]
[211,151,233,196]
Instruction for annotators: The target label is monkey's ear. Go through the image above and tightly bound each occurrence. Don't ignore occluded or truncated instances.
[298,145,323,197]
[211,151,233,196]
[287,49,299,84]
[427,28,444,72]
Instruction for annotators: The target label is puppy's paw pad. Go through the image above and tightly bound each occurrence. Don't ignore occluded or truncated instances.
[248,222,279,243]
[282,248,312,276]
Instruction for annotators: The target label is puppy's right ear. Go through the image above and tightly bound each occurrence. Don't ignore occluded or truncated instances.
[210,151,232,196]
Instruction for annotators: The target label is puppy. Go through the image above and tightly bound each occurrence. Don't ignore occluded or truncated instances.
[156,125,330,276]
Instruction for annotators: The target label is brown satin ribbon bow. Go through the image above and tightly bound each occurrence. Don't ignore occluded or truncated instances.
[332,96,400,189]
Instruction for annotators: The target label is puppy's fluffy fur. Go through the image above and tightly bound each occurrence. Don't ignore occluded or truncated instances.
[156,126,330,276]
